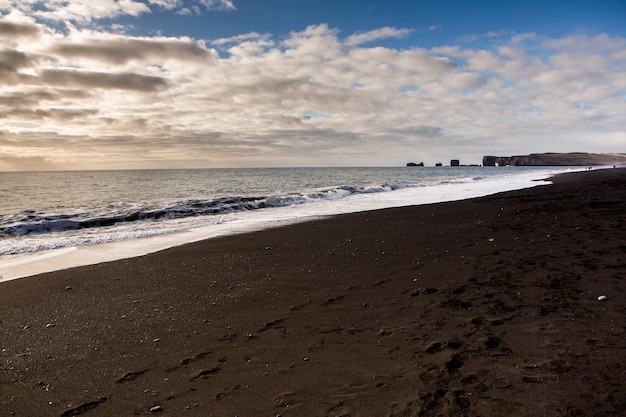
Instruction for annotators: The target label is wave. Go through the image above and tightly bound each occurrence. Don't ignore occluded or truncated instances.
[0,183,409,238]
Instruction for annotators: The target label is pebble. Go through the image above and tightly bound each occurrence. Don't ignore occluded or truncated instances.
[150,405,163,413]
[597,295,607,301]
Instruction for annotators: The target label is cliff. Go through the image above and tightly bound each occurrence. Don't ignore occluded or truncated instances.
[483,153,626,167]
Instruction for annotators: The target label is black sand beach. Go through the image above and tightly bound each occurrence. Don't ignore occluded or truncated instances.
[1,168,625,416]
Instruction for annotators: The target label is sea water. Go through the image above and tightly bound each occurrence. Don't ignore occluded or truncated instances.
[0,166,576,280]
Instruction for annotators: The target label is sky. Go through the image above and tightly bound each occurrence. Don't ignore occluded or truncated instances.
[0,0,625,171]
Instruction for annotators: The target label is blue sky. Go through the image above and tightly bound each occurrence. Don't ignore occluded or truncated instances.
[0,0,625,170]
[116,0,626,48]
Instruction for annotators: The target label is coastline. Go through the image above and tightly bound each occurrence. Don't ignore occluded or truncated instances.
[0,166,566,282]
[1,168,624,416]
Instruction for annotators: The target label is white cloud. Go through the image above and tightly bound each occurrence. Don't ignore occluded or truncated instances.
[0,14,624,170]
[30,0,151,23]
[0,0,236,26]
[345,27,413,46]
[211,32,271,46]
[197,0,236,11]
[148,0,182,10]
[282,24,343,60]
[542,33,626,54]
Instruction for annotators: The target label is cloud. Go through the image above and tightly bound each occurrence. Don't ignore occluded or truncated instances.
[0,18,624,170]
[51,35,217,65]
[0,49,36,74]
[0,18,41,38]
[197,0,236,11]
[2,107,99,121]
[461,30,517,43]
[147,0,182,10]
[210,32,274,57]
[0,152,58,171]
[0,0,236,26]
[211,32,271,46]
[542,33,626,54]
[345,27,413,46]
[442,71,486,90]
[39,69,169,91]
[25,0,151,23]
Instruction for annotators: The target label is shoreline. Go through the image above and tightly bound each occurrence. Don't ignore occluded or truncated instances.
[0,167,566,282]
[0,168,624,416]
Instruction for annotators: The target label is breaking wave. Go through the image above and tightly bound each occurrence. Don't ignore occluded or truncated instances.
[0,182,420,238]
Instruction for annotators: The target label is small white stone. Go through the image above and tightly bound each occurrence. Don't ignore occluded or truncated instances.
[597,295,607,301]
[149,405,162,413]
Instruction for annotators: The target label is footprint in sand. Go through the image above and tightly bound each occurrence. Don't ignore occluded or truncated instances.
[390,389,471,417]
[216,384,241,400]
[321,295,346,306]
[190,367,220,381]
[425,340,463,354]
[180,351,211,365]
[445,353,466,373]
[116,370,147,384]
[273,391,302,409]
[61,397,108,416]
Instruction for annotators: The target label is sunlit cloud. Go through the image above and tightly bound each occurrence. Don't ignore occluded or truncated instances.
[14,0,151,23]
[147,0,182,10]
[345,27,413,46]
[1,0,236,25]
[211,32,271,46]
[0,4,624,170]
[197,0,236,11]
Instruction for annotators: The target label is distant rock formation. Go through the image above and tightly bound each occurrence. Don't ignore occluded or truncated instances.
[450,159,460,167]
[407,162,424,166]
[482,153,626,167]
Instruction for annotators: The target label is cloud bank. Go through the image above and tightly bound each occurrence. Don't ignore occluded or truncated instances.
[0,5,624,170]
[0,0,236,22]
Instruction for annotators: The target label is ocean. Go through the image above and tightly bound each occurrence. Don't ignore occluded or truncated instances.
[0,166,575,280]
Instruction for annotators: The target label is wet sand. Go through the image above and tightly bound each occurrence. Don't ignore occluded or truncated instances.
[1,168,624,417]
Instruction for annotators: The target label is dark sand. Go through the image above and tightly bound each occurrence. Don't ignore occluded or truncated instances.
[1,168,625,417]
